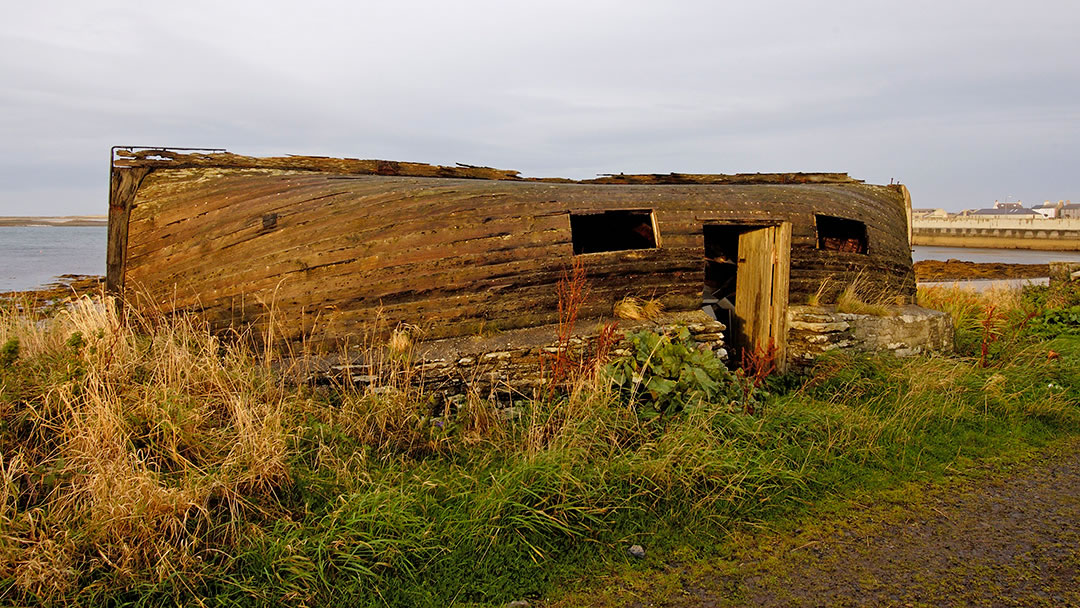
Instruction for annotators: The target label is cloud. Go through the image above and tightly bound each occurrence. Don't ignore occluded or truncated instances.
[0,0,1078,214]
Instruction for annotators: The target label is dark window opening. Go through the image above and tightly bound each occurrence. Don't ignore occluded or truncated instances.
[570,210,657,254]
[816,215,868,254]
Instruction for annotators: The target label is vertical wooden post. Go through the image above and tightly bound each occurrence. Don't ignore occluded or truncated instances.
[770,223,791,372]
[106,167,151,296]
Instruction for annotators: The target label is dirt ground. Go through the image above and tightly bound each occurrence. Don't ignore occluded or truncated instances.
[592,438,1080,608]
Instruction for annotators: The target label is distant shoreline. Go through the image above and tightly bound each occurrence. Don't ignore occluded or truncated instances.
[0,216,107,227]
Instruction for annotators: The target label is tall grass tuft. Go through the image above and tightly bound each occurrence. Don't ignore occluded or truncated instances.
[0,293,292,602]
[918,283,1034,358]
[834,272,893,316]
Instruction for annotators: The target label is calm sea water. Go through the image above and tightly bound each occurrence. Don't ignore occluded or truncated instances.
[2,226,1080,293]
[911,245,1080,264]
[0,226,107,292]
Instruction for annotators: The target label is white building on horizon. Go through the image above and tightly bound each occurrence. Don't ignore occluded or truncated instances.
[1033,200,1064,219]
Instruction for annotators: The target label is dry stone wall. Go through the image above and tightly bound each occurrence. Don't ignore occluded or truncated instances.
[787,305,953,364]
[316,305,954,395]
[326,318,728,399]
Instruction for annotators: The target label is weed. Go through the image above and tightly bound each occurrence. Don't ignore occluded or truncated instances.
[607,327,759,417]
[739,339,779,414]
[542,258,592,395]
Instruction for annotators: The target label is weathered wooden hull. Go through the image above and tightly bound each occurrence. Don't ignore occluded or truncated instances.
[108,150,915,348]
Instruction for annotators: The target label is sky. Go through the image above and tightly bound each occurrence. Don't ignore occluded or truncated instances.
[1,0,1078,216]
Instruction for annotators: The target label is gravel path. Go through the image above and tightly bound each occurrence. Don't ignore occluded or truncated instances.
[601,438,1080,608]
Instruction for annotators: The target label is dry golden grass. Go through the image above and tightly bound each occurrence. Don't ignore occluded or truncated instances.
[806,276,833,306]
[916,283,1025,334]
[806,274,901,315]
[613,296,664,321]
[835,284,892,316]
[0,293,293,600]
[833,272,895,316]
[387,323,419,354]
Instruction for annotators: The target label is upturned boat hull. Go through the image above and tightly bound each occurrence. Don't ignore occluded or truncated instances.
[108,148,916,361]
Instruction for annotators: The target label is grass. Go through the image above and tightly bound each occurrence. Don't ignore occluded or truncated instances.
[0,284,1078,606]
[613,296,664,321]
[807,273,902,315]
[834,283,893,315]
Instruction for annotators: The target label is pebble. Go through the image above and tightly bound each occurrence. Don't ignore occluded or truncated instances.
[628,544,646,559]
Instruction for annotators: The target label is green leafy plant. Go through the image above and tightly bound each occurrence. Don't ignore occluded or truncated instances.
[606,327,760,417]
[1026,305,1080,339]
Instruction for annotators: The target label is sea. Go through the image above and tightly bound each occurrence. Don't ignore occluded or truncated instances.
[0,226,108,292]
[3,226,1080,293]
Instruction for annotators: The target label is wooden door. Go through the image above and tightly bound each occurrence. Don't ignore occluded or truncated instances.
[734,223,791,371]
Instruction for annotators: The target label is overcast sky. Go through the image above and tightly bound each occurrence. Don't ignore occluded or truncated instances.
[1,0,1077,215]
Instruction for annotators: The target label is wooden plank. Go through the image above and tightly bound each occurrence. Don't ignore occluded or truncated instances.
[770,223,792,372]
[106,167,151,294]
[735,227,772,357]
[112,148,863,186]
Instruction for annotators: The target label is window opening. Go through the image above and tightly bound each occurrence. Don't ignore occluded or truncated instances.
[570,210,657,255]
[816,215,867,253]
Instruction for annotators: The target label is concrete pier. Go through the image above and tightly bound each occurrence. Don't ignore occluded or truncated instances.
[912,217,1080,251]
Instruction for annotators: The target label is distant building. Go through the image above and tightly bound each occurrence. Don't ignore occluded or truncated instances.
[1062,202,1080,219]
[1033,200,1064,219]
[992,200,1026,210]
[969,205,1039,217]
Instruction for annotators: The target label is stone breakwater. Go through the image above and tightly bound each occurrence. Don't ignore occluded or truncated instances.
[912,216,1080,251]
[321,319,729,399]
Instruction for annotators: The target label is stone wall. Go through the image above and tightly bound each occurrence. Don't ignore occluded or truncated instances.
[317,305,954,396]
[1050,262,1080,286]
[326,317,727,399]
[787,305,953,364]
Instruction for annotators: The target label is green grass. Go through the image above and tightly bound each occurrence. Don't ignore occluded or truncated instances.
[1,287,1079,607]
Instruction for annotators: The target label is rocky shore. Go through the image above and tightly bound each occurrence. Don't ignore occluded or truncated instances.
[914,259,1049,282]
[0,275,104,310]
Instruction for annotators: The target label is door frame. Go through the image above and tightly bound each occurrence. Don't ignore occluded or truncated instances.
[702,220,791,372]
